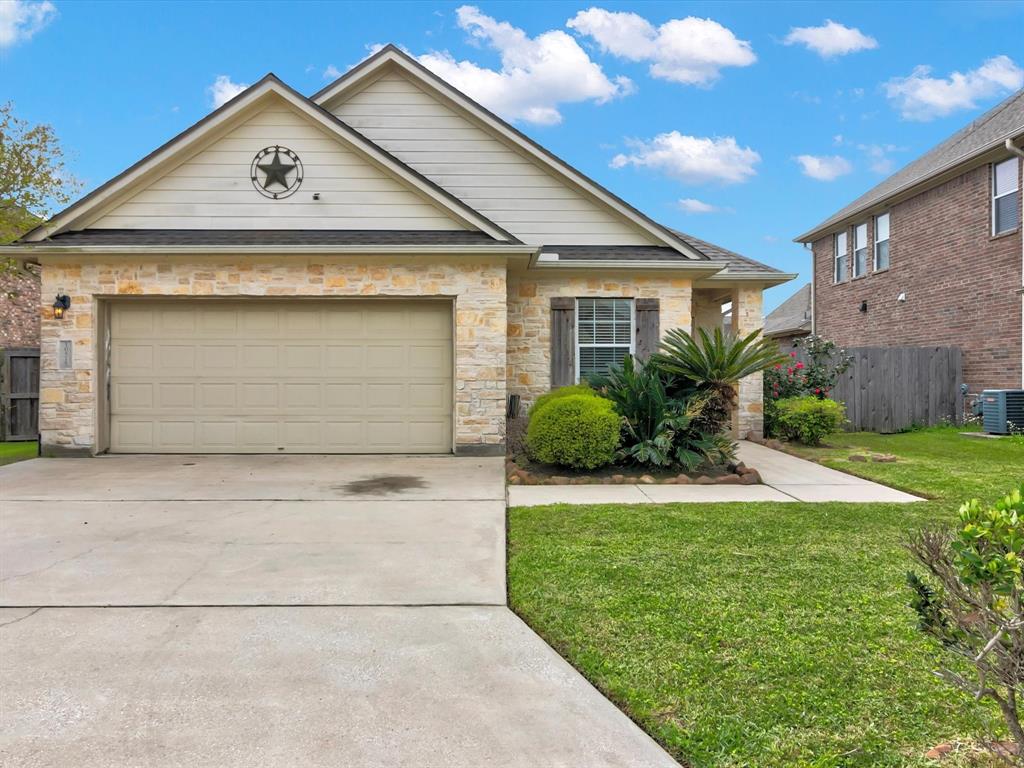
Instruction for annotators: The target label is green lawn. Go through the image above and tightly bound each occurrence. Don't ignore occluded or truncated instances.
[0,440,37,466]
[508,427,1024,767]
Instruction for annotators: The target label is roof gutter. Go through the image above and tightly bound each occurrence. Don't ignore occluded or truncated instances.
[528,258,727,273]
[2,243,540,259]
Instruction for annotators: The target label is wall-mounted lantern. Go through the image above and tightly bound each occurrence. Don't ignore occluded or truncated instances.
[52,292,71,320]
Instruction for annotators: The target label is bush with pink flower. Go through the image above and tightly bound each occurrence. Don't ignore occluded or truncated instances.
[764,335,853,438]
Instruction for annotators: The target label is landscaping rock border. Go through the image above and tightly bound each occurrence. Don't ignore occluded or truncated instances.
[505,459,762,486]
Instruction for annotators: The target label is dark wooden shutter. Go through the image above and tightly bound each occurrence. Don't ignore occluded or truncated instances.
[550,297,575,388]
[634,298,660,362]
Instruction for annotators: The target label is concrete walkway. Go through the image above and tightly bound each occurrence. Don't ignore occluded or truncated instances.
[0,455,678,768]
[507,440,923,507]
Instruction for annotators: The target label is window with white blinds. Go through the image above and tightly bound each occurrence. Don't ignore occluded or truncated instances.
[576,298,634,381]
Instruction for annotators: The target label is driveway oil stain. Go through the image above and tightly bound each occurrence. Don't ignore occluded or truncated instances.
[338,475,427,495]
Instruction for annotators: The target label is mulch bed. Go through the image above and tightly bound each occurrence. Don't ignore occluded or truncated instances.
[506,418,762,486]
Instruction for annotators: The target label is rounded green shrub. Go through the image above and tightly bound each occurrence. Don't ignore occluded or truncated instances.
[526,394,620,469]
[528,383,597,418]
[775,396,846,445]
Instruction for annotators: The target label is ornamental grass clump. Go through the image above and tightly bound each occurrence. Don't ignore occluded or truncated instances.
[907,485,1024,754]
[525,394,620,470]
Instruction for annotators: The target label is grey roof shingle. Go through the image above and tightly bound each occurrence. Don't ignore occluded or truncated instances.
[797,87,1024,241]
[764,283,812,337]
[45,229,501,246]
[541,244,692,261]
[669,230,786,275]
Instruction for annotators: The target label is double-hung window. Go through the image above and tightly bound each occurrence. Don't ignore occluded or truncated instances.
[853,222,868,277]
[576,298,633,382]
[834,230,848,283]
[874,212,890,271]
[993,158,1020,235]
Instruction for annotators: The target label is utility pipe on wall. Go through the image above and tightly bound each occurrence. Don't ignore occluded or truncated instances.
[1009,139,1024,387]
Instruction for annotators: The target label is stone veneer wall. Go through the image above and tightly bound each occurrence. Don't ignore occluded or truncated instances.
[506,271,693,405]
[505,272,766,438]
[731,284,764,438]
[39,255,507,454]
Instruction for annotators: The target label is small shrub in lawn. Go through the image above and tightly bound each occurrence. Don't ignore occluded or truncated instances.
[907,485,1024,753]
[526,394,620,470]
[763,334,853,437]
[528,383,597,418]
[774,396,845,445]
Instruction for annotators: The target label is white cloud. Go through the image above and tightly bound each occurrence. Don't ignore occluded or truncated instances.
[678,198,729,214]
[783,20,877,58]
[323,64,342,80]
[568,8,755,86]
[885,55,1024,121]
[207,75,249,109]
[0,0,56,48]
[858,143,903,174]
[611,132,760,185]
[412,6,632,125]
[794,154,853,181]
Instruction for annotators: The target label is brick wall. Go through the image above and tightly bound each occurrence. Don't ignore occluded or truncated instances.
[0,265,41,348]
[812,159,1023,391]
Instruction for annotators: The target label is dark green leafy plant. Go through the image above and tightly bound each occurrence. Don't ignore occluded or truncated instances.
[907,485,1024,750]
[526,394,620,470]
[591,355,736,471]
[774,396,846,445]
[652,327,786,434]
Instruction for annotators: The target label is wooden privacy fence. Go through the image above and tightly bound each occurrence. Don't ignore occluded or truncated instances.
[794,345,963,433]
[1,348,40,441]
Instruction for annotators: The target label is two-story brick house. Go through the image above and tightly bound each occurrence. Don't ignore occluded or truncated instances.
[795,89,1024,391]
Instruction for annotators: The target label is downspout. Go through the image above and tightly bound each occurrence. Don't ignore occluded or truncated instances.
[1010,140,1024,386]
[804,241,815,335]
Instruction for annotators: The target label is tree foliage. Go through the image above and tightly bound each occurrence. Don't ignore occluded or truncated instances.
[1,101,79,246]
[907,485,1024,754]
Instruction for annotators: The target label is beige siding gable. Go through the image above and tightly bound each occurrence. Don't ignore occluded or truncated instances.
[90,105,467,231]
[331,72,658,246]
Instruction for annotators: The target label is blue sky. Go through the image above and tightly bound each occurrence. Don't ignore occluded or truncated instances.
[3,0,1023,311]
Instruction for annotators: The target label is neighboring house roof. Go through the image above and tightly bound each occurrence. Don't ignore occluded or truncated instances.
[18,74,516,244]
[45,229,498,246]
[763,283,812,338]
[313,45,704,259]
[796,87,1024,242]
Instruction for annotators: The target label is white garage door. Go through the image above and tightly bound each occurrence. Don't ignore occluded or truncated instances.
[109,299,453,453]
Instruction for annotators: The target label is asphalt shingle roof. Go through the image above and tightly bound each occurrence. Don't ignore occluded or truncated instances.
[669,230,786,276]
[763,283,811,337]
[45,229,500,246]
[797,87,1024,241]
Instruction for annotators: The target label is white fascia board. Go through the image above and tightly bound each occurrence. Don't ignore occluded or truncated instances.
[314,47,702,259]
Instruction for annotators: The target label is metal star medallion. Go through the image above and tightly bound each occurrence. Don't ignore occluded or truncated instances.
[250,146,303,199]
[257,150,295,190]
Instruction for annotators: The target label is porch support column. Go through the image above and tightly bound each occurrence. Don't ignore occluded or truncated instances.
[731,284,764,439]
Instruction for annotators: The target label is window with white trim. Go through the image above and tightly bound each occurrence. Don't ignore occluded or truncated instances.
[993,158,1020,235]
[853,222,868,277]
[834,230,848,283]
[576,298,634,382]
[874,211,890,270]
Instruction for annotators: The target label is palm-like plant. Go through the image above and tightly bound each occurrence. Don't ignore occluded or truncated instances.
[590,355,737,470]
[651,327,787,434]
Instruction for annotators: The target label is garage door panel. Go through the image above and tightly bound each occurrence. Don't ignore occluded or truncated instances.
[110,300,452,453]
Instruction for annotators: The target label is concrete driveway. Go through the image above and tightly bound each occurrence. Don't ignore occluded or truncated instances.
[0,455,678,768]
